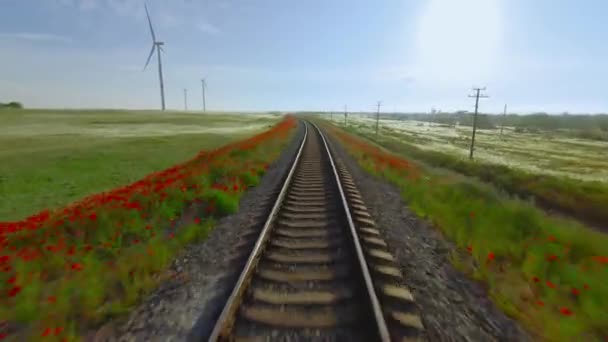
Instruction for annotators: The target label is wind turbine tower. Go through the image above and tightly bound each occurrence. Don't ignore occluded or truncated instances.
[143,4,166,111]
[201,78,207,112]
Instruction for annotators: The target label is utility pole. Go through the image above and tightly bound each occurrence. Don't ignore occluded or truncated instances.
[500,103,507,139]
[375,101,382,137]
[344,104,348,126]
[183,88,188,111]
[201,78,206,112]
[468,87,489,160]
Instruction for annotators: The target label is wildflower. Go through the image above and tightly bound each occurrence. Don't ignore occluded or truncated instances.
[168,233,175,239]
[469,211,475,219]
[71,263,83,271]
[571,288,580,296]
[548,235,556,242]
[54,327,64,336]
[487,252,495,262]
[41,328,52,337]
[466,245,472,254]
[7,276,16,284]
[89,213,97,221]
[560,307,573,316]
[584,283,590,290]
[532,276,540,283]
[194,217,201,224]
[536,300,544,307]
[0,332,8,339]
[47,296,57,303]
[0,255,9,263]
[593,256,608,265]
[547,255,559,262]
[8,286,21,297]
[546,280,556,289]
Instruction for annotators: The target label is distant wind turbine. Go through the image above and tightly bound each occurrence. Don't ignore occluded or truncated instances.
[201,78,207,112]
[143,3,166,111]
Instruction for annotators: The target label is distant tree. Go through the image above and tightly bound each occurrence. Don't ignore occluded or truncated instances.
[0,101,23,109]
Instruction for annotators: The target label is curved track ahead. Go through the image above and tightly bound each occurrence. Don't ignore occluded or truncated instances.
[208,121,425,341]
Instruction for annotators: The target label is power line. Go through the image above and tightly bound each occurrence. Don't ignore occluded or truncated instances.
[468,87,489,160]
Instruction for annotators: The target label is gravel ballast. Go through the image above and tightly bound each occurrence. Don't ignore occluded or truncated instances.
[323,127,532,342]
[93,122,306,342]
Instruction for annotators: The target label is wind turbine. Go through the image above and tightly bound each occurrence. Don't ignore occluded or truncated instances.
[143,3,166,111]
[201,78,207,112]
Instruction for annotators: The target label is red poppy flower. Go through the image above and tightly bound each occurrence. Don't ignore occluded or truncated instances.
[466,245,472,254]
[71,263,83,271]
[536,300,544,307]
[47,296,57,303]
[7,276,16,284]
[546,280,556,289]
[547,255,559,262]
[54,327,64,336]
[0,332,8,339]
[487,252,495,261]
[571,288,580,296]
[469,212,475,218]
[194,217,201,224]
[8,286,21,297]
[593,256,608,265]
[532,276,540,283]
[560,307,573,316]
[584,283,590,290]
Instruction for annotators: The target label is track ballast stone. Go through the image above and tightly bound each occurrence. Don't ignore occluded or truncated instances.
[323,127,532,342]
[92,122,305,342]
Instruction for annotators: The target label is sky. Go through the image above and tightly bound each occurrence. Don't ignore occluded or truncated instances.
[1,0,607,113]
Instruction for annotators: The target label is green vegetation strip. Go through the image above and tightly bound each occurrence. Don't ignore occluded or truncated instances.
[0,117,296,341]
[340,121,608,229]
[323,122,608,342]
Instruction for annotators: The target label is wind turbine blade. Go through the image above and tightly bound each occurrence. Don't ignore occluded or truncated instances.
[144,3,156,42]
[143,44,155,70]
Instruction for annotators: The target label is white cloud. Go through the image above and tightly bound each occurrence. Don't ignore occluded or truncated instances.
[196,21,220,35]
[0,33,72,43]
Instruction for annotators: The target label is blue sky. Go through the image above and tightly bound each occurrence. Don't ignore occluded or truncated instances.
[1,0,607,113]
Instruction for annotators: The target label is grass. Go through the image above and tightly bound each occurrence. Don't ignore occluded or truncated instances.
[331,115,608,182]
[0,109,279,220]
[321,121,608,342]
[331,117,608,228]
[0,113,295,341]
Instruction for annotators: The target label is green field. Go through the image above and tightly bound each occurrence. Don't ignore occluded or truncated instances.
[327,115,608,227]
[323,122,608,341]
[0,109,280,220]
[332,115,608,183]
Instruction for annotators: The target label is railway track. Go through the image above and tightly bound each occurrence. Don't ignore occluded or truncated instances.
[208,121,425,341]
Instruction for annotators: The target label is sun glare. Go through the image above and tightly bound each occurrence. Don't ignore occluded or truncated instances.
[414,0,503,85]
